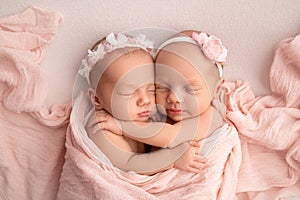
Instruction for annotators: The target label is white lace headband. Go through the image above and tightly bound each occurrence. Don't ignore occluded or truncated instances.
[155,32,227,78]
[78,32,153,85]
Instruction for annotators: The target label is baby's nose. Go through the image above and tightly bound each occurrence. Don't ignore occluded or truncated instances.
[137,92,151,106]
[167,89,184,103]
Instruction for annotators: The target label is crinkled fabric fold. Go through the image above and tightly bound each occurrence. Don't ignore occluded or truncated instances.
[0,6,63,113]
[0,6,72,200]
[224,33,300,199]
[0,103,71,200]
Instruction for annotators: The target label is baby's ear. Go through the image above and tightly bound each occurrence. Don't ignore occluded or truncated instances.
[88,88,102,109]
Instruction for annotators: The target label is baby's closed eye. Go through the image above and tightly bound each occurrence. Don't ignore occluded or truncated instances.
[185,85,204,93]
[147,84,156,94]
[116,84,137,96]
[117,90,135,96]
[155,84,169,92]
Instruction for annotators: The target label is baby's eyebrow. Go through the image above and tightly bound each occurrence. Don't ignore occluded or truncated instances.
[123,83,137,87]
[155,77,168,83]
[121,82,154,89]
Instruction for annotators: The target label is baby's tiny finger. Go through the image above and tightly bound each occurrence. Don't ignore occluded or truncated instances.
[97,109,108,114]
[187,165,201,174]
[186,166,200,174]
[96,114,108,122]
[190,161,206,170]
[193,156,209,164]
[189,141,200,147]
[91,125,100,134]
[199,157,208,163]
[86,116,98,128]
[98,122,106,129]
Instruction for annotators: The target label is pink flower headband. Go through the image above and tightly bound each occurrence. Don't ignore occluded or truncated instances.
[191,32,227,63]
[78,32,153,85]
[156,32,227,77]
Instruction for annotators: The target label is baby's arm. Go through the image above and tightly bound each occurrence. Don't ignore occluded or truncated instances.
[96,110,211,148]
[124,141,205,175]
[120,119,201,148]
[87,117,206,175]
[89,130,206,175]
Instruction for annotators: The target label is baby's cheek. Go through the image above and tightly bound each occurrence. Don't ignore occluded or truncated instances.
[110,96,132,120]
[155,93,166,104]
[183,94,201,116]
[150,96,156,105]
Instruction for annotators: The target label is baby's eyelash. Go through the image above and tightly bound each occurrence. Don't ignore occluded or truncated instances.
[147,84,155,92]
[155,84,167,88]
[156,86,169,92]
[117,90,135,96]
[120,93,133,96]
[148,89,155,93]
[185,85,203,93]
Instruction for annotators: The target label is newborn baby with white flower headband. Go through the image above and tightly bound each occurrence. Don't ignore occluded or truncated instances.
[91,30,230,174]
[82,32,207,175]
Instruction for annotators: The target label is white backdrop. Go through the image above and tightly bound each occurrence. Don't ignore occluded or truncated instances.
[1,0,300,107]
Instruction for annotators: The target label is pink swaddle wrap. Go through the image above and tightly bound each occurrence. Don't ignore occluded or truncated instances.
[57,91,241,200]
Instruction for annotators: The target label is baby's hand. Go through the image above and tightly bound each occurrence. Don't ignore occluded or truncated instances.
[95,110,123,135]
[174,141,208,173]
[85,112,100,135]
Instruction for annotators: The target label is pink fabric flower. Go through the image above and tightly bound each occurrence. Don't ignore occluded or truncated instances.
[192,32,208,46]
[192,32,227,63]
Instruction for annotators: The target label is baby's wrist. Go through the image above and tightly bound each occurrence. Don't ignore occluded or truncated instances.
[114,118,123,135]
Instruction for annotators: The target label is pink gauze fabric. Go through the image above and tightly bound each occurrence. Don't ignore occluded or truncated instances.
[0,6,63,113]
[225,34,300,199]
[0,6,72,200]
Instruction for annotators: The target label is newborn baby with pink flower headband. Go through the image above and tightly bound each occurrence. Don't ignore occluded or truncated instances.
[81,32,207,175]
[84,30,229,175]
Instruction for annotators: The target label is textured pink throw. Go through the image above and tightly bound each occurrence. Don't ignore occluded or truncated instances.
[0,7,71,200]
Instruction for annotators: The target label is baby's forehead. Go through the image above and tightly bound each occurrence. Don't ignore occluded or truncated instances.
[155,53,201,77]
[96,49,151,74]
[156,42,211,65]
[155,62,207,86]
[155,42,216,75]
[90,48,153,88]
[106,53,153,73]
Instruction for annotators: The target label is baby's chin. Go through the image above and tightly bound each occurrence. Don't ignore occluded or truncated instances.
[168,112,199,122]
[130,115,152,122]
